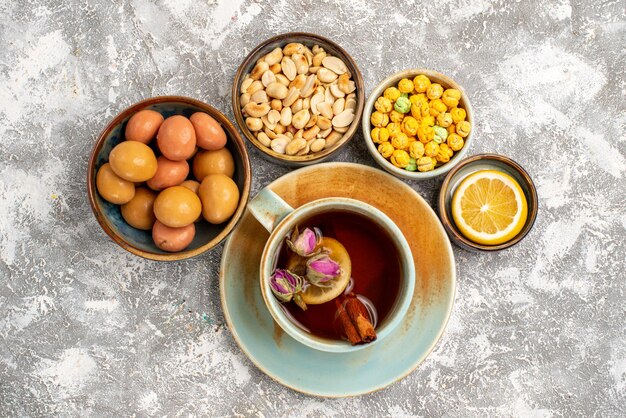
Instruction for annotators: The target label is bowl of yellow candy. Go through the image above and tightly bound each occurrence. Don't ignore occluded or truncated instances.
[362,69,473,179]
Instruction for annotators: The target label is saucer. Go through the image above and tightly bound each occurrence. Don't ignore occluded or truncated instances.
[219,162,456,397]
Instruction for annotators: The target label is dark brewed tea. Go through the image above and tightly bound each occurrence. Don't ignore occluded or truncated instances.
[276,210,402,341]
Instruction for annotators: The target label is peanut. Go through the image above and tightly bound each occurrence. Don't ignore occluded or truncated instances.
[292,109,311,130]
[257,131,271,147]
[270,135,289,154]
[317,68,338,83]
[322,56,348,75]
[285,137,306,155]
[266,82,289,99]
[283,43,305,56]
[310,137,326,152]
[243,102,270,118]
[332,109,355,128]
[246,117,263,131]
[303,125,320,140]
[251,61,269,80]
[281,57,297,81]
[261,70,276,87]
[264,47,283,66]
[324,131,343,148]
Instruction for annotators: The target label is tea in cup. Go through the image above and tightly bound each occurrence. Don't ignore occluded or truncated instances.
[248,188,415,352]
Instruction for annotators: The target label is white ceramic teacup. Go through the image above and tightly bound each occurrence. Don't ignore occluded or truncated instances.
[248,188,415,353]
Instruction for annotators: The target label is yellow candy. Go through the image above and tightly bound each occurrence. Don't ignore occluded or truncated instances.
[409,141,425,159]
[386,122,402,138]
[426,83,443,100]
[378,141,394,158]
[410,104,422,120]
[383,87,401,102]
[378,127,390,143]
[371,111,389,127]
[389,110,404,123]
[375,96,393,113]
[413,75,431,93]
[450,107,466,124]
[401,116,419,136]
[424,141,440,157]
[435,143,454,163]
[421,116,435,127]
[391,149,411,168]
[417,156,435,172]
[413,93,428,106]
[371,127,381,143]
[442,89,461,108]
[456,121,471,137]
[391,132,410,150]
[437,112,453,128]
[429,99,447,117]
[398,78,414,94]
[371,127,387,144]
[447,133,464,151]
[417,126,434,143]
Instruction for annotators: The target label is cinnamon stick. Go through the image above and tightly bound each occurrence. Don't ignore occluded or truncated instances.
[345,296,377,343]
[335,299,361,345]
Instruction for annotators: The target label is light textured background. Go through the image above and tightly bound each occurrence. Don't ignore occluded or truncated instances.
[1,0,625,416]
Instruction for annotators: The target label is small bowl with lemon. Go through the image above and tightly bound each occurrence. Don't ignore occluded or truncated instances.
[438,154,538,252]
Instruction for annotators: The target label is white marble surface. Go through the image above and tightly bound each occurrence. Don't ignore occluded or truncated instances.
[1,0,625,416]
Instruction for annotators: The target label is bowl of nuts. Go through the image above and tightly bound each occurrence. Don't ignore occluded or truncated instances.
[362,69,474,179]
[232,32,364,166]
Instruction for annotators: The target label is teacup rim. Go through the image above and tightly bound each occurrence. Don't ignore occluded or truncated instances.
[259,196,416,353]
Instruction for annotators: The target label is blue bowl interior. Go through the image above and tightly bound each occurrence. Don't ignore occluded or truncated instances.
[93,101,246,255]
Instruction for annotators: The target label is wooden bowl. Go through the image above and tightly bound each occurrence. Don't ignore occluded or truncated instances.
[438,154,538,252]
[87,96,251,261]
[232,32,365,166]
[362,69,474,180]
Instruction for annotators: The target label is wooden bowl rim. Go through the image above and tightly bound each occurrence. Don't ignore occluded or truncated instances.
[361,68,474,180]
[232,32,365,164]
[87,95,252,261]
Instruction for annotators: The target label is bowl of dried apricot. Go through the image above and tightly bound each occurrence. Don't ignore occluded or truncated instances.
[362,69,474,179]
[87,96,251,261]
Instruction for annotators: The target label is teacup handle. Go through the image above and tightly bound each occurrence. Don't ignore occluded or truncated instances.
[248,188,294,233]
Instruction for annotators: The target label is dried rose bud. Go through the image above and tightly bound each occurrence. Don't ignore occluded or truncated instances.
[269,269,308,310]
[306,253,341,287]
[286,227,322,257]
[269,269,304,302]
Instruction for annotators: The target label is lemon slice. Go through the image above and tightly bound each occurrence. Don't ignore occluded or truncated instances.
[451,170,528,245]
[300,237,351,305]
